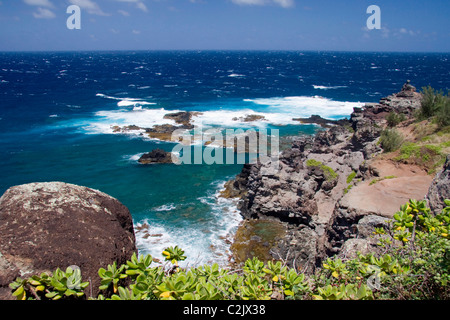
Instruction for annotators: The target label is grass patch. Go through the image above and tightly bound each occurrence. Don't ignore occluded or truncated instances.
[306,159,339,181]
[346,171,357,184]
[343,184,353,194]
[393,142,446,174]
[369,175,397,186]
[440,141,450,148]
[395,142,443,162]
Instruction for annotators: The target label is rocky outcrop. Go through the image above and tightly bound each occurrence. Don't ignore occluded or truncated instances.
[112,111,202,142]
[426,155,450,213]
[138,148,175,164]
[233,114,267,122]
[293,115,351,128]
[226,84,431,271]
[163,111,202,127]
[0,182,137,300]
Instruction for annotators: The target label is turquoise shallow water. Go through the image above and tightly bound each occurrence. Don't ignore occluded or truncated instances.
[1,51,448,265]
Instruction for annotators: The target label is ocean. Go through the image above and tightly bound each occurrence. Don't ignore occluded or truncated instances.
[0,51,448,265]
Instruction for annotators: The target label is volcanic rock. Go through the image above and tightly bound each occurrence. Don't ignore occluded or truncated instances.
[0,182,137,300]
[138,148,175,164]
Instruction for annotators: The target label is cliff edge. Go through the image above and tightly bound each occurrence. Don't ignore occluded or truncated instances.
[225,83,449,271]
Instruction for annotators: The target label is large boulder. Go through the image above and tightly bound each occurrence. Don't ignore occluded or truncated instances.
[0,182,137,300]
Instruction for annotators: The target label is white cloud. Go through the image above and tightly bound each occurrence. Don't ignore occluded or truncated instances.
[232,0,263,5]
[69,0,109,16]
[115,0,148,13]
[32,7,55,19]
[381,26,390,39]
[132,29,141,34]
[117,9,130,16]
[231,0,294,8]
[136,2,148,12]
[23,0,54,7]
[398,28,416,36]
[273,0,294,8]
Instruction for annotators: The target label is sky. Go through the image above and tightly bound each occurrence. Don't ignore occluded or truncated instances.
[0,0,449,52]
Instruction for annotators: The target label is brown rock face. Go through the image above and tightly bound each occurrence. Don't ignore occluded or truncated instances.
[426,155,450,213]
[0,182,137,300]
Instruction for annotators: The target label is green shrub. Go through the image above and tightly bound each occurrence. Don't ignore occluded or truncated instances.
[419,86,445,118]
[380,129,404,152]
[436,97,450,128]
[418,86,450,128]
[386,112,407,127]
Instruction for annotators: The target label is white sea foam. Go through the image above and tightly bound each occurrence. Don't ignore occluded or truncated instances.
[191,109,282,127]
[134,180,242,267]
[228,73,245,78]
[96,93,156,107]
[123,152,145,162]
[86,95,363,136]
[153,203,177,212]
[84,107,181,135]
[313,85,348,90]
[245,96,364,119]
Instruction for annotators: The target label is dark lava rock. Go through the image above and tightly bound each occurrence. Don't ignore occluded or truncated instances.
[138,148,175,164]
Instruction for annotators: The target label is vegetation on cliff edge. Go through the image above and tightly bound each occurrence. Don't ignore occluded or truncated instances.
[9,199,450,300]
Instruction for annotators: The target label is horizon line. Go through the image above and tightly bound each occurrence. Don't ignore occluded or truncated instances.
[0,49,449,54]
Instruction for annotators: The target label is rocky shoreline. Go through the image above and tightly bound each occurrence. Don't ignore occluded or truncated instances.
[0,83,448,299]
[224,83,449,272]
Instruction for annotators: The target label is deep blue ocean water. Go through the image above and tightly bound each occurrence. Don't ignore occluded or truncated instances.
[0,51,448,265]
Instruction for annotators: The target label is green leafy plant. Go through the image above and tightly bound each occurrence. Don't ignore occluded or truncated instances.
[98,262,127,294]
[9,267,88,300]
[162,246,187,266]
[313,283,373,300]
[322,258,349,281]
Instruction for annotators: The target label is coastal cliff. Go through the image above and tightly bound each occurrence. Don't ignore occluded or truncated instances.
[225,83,449,271]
